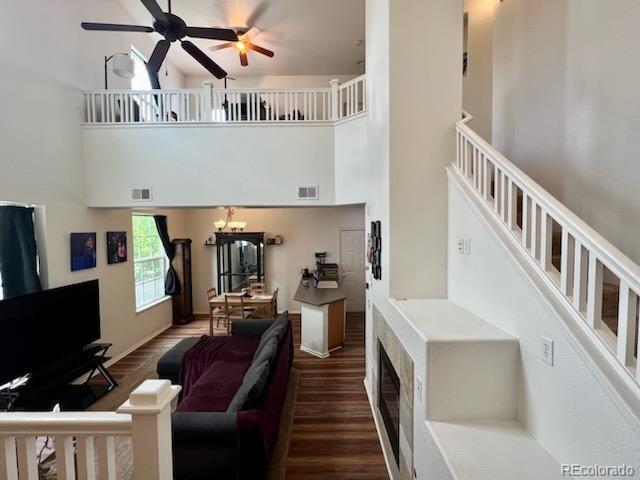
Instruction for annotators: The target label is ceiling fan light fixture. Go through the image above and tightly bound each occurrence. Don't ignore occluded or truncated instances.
[235,41,248,53]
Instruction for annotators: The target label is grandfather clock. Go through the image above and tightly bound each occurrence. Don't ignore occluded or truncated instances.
[171,239,194,325]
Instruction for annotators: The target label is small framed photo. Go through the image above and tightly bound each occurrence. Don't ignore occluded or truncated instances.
[107,231,128,264]
[70,233,97,271]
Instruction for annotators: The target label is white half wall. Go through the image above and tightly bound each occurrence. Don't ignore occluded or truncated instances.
[335,115,369,204]
[447,174,640,467]
[493,0,640,265]
[83,124,336,207]
[185,206,365,315]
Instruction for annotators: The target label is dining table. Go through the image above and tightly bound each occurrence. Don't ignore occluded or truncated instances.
[208,291,276,318]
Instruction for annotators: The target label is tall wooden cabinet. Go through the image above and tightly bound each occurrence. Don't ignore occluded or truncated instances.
[172,238,194,325]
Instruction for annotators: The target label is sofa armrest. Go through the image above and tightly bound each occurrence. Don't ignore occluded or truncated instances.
[231,319,273,338]
[172,412,239,480]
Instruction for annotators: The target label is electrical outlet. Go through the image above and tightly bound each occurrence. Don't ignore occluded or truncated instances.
[541,336,554,366]
[457,238,471,255]
[416,376,423,403]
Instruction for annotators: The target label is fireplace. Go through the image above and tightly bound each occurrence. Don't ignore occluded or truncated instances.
[378,341,400,466]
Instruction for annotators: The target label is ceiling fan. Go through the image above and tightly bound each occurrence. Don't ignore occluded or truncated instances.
[81,0,237,87]
[209,27,275,67]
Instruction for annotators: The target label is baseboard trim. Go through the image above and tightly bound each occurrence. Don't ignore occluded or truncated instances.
[364,379,396,480]
[299,345,330,359]
[103,322,173,370]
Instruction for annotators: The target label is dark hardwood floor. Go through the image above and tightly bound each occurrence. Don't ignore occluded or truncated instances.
[94,313,388,479]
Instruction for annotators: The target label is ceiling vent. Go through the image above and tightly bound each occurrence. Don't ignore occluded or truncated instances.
[297,186,319,200]
[131,187,153,202]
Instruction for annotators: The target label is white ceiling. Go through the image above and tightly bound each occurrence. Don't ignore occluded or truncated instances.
[116,0,366,77]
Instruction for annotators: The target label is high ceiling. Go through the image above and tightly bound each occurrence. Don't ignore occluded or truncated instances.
[116,0,366,77]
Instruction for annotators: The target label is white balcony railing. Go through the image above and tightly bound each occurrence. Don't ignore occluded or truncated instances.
[83,75,366,125]
[455,112,640,398]
[0,380,180,480]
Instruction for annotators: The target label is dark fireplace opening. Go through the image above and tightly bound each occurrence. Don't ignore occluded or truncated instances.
[378,341,400,466]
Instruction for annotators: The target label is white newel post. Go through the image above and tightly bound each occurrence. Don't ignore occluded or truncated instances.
[202,81,214,122]
[117,380,181,480]
[330,79,339,121]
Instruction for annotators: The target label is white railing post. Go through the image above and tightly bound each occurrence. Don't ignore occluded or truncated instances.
[117,380,181,480]
[202,81,213,122]
[330,79,340,121]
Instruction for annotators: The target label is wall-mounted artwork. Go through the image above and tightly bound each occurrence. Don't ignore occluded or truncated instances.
[107,231,127,264]
[70,232,97,271]
[370,221,382,280]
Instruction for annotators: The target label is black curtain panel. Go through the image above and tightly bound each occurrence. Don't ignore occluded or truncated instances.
[0,206,42,299]
[154,215,179,295]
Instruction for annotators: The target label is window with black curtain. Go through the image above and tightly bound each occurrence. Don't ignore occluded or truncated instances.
[0,205,42,300]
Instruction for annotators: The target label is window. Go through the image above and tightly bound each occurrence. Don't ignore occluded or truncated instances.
[132,215,167,310]
[130,47,151,91]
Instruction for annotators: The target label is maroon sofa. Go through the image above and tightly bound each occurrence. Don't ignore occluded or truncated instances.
[157,314,293,480]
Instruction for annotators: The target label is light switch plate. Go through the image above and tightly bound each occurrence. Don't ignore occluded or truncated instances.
[457,238,471,255]
[541,336,554,366]
[416,376,423,403]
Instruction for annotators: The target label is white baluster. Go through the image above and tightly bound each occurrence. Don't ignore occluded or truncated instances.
[118,380,181,480]
[56,436,76,480]
[521,193,529,248]
[76,436,96,480]
[507,181,517,231]
[540,211,553,272]
[530,201,538,259]
[616,283,638,367]
[16,437,37,480]
[330,79,339,120]
[586,253,603,329]
[95,436,116,480]
[0,437,18,480]
[560,229,575,296]
[573,242,588,314]
[202,81,213,122]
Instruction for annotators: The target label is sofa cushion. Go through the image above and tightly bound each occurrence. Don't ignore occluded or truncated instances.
[176,336,260,412]
[226,359,272,413]
[253,313,289,361]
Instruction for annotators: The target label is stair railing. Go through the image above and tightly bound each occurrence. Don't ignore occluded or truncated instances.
[0,379,180,480]
[455,112,640,394]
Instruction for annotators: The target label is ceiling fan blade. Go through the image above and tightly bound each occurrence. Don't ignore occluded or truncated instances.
[149,71,161,90]
[243,27,262,41]
[248,43,274,58]
[186,27,238,42]
[246,4,268,28]
[239,52,249,67]
[182,41,228,79]
[147,40,171,74]
[81,22,154,33]
[209,43,234,52]
[140,0,169,24]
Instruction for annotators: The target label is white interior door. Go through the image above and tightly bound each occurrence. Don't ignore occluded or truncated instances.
[340,229,366,312]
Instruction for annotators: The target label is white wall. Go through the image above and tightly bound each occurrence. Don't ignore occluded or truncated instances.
[462,0,498,141]
[334,116,369,205]
[184,206,365,314]
[83,124,337,207]
[0,0,186,360]
[183,74,357,90]
[492,0,640,265]
[448,176,640,468]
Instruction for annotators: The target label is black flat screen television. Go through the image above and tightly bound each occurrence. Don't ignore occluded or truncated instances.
[0,280,101,386]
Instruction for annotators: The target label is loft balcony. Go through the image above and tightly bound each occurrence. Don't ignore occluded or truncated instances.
[81,77,367,208]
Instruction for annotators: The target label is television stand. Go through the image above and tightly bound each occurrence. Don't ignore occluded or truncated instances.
[6,343,118,411]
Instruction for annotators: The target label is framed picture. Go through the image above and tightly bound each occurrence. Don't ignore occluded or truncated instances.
[107,231,127,264]
[70,232,97,271]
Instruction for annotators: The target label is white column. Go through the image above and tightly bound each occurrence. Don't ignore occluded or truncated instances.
[330,79,340,121]
[117,380,181,480]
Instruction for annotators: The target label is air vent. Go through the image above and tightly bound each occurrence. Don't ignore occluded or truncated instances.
[131,188,152,202]
[297,185,319,200]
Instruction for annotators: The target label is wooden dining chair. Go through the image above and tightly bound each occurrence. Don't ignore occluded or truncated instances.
[207,288,228,335]
[250,282,266,293]
[270,288,279,319]
[225,295,251,335]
